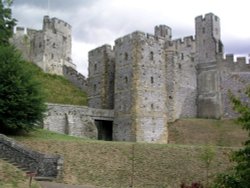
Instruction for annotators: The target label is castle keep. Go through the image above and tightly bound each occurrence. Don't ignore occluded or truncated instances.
[11,16,88,91]
[11,16,75,75]
[88,13,250,143]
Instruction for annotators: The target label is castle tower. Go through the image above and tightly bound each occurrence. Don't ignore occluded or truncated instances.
[42,16,75,75]
[154,25,172,40]
[113,32,168,143]
[195,13,223,118]
[88,45,115,109]
[12,16,75,75]
[195,13,223,63]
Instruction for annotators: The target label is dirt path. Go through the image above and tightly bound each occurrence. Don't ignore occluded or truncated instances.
[38,181,100,188]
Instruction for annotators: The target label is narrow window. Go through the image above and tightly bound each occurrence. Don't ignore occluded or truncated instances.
[94,84,96,92]
[63,36,67,42]
[202,27,205,34]
[124,52,128,60]
[51,53,54,59]
[150,51,154,60]
[178,63,182,69]
[52,43,56,48]
[181,53,184,60]
[151,76,154,84]
[94,64,97,71]
[125,76,128,84]
[151,104,154,109]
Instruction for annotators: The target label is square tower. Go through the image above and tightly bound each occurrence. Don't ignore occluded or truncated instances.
[113,32,168,143]
[88,45,115,109]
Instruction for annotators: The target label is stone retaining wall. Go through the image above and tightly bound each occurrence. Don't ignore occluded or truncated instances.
[0,134,63,178]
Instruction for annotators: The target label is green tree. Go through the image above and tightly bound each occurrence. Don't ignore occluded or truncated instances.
[213,88,250,188]
[0,46,47,133]
[0,0,16,45]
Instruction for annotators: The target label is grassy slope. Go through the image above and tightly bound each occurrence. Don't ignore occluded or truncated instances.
[169,119,248,147]
[0,159,40,188]
[11,121,245,188]
[24,61,87,106]
[19,138,234,188]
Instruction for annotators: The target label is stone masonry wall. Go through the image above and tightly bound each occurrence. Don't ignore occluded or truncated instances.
[0,134,63,178]
[167,36,197,121]
[88,45,115,109]
[219,56,250,118]
[113,33,136,141]
[44,103,114,139]
[63,65,88,92]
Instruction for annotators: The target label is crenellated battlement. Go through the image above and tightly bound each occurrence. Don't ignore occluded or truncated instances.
[51,17,71,29]
[115,30,166,47]
[15,27,26,35]
[168,36,195,51]
[88,44,113,57]
[224,54,248,64]
[220,54,250,72]
[43,15,71,34]
[195,12,220,22]
[14,27,42,37]
[154,25,172,39]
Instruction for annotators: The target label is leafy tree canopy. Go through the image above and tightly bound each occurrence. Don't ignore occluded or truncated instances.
[0,0,16,45]
[0,46,47,133]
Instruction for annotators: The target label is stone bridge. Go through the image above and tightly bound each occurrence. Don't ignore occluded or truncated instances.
[44,103,114,140]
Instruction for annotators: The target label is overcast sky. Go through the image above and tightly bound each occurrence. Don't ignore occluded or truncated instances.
[12,0,250,76]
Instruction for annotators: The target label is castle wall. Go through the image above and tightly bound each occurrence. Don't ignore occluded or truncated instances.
[166,36,197,121]
[29,30,45,69]
[218,55,250,118]
[43,103,114,138]
[88,45,115,109]
[197,62,222,118]
[114,32,168,143]
[10,27,32,61]
[63,65,88,91]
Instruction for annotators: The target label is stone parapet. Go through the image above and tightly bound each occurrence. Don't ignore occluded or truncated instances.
[0,134,63,178]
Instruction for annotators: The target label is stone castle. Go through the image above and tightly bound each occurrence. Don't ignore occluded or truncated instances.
[87,13,250,143]
[12,13,250,143]
[11,16,87,91]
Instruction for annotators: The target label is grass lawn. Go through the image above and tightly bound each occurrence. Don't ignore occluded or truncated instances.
[2,118,247,188]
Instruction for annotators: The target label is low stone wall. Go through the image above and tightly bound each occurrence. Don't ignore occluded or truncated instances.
[44,103,114,138]
[63,65,88,92]
[0,134,63,178]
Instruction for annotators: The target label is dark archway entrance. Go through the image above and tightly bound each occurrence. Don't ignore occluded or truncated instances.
[94,120,113,141]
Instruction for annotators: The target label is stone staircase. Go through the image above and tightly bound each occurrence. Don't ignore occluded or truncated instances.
[0,134,63,181]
